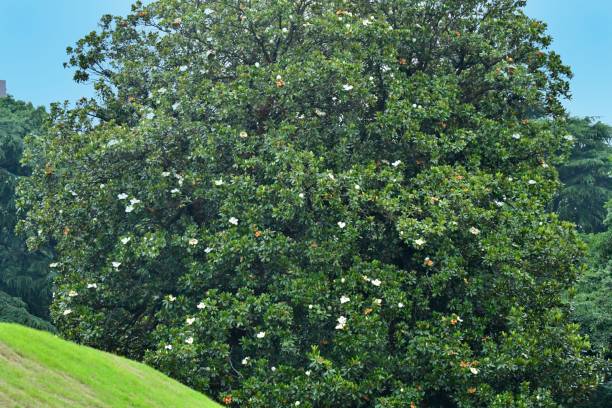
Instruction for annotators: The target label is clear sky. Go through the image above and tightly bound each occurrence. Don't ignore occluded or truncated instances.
[0,1,610,123]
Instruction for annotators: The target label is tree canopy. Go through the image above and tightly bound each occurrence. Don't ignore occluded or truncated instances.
[552,117,612,233]
[17,0,603,406]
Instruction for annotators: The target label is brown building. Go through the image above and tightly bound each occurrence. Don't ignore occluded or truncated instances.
[0,80,6,97]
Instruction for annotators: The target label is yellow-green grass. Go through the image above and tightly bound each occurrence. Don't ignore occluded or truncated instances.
[0,323,220,408]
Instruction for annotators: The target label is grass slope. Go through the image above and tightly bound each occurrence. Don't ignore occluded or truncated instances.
[0,323,220,408]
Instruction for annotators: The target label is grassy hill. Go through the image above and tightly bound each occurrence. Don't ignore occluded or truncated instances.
[0,323,220,408]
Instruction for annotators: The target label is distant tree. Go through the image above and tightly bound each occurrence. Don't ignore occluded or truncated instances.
[0,291,56,332]
[0,96,52,320]
[552,117,612,233]
[19,0,603,406]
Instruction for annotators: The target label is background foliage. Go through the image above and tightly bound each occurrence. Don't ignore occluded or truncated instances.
[0,96,53,326]
[551,118,612,233]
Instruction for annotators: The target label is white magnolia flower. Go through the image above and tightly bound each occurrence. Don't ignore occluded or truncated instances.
[68,290,78,297]
[170,188,180,194]
[63,309,72,316]
[363,275,371,282]
[117,193,128,200]
[188,238,199,246]
[100,184,106,189]
[512,133,521,140]
[315,108,327,117]
[308,304,314,310]
[112,262,121,269]
[542,162,549,168]
[168,295,176,302]
[414,238,426,247]
[371,279,382,287]
[340,295,350,304]
[340,278,346,283]
[121,237,131,244]
[305,370,311,376]
[165,344,173,350]
[527,179,537,185]
[186,317,196,325]
[254,62,260,68]
[162,171,171,177]
[271,366,276,372]
[185,337,194,345]
[469,227,480,235]
[179,65,188,72]
[214,179,224,186]
[197,302,206,309]
[470,367,479,375]
[337,221,346,229]
[392,160,402,167]
[335,316,347,330]
[242,357,250,365]
[204,247,213,254]
[298,193,305,199]
[398,302,405,308]
[239,131,248,138]
[172,102,181,111]
[342,84,354,91]
[494,200,504,207]
[229,217,239,225]
[87,283,98,289]
[362,19,372,26]
[256,331,266,339]
[125,205,135,213]
[374,298,383,306]
[49,262,59,268]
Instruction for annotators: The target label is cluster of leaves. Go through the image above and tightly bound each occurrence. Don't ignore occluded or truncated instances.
[17,0,604,406]
[0,96,53,324]
[551,118,612,233]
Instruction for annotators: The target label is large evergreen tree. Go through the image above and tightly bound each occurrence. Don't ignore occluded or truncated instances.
[18,0,602,406]
[0,96,53,323]
[552,117,612,233]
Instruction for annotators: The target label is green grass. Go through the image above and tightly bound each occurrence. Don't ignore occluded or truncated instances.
[0,323,221,408]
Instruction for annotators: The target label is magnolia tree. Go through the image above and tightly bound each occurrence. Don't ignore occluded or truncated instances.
[18,0,603,406]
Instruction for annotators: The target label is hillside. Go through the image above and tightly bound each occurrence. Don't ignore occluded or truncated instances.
[0,323,220,408]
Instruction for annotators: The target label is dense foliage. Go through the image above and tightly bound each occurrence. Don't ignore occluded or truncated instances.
[0,291,56,332]
[18,0,604,406]
[0,96,52,323]
[552,118,612,233]
[573,210,612,407]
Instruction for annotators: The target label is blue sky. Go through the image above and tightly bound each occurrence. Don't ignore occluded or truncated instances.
[1,1,610,122]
